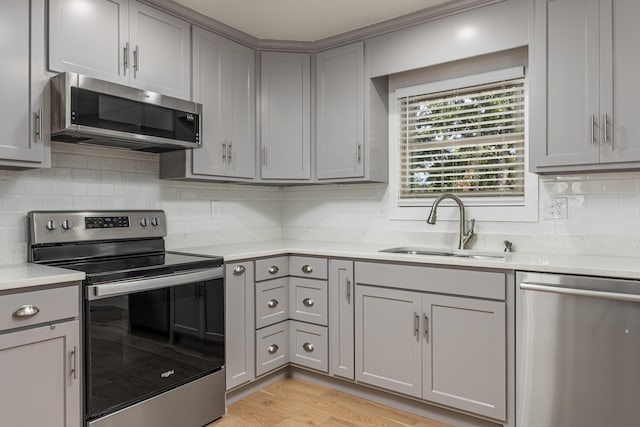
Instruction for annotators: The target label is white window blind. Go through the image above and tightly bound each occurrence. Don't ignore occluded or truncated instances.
[397,73,525,203]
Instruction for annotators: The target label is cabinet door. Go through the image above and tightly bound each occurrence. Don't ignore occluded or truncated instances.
[191,27,228,177]
[260,52,311,180]
[422,294,506,420]
[316,42,364,179]
[531,0,600,168]
[329,260,354,380]
[225,262,255,390]
[599,0,640,163]
[0,0,46,166]
[0,320,80,427]
[227,42,256,179]
[355,285,422,398]
[129,1,190,99]
[49,0,129,85]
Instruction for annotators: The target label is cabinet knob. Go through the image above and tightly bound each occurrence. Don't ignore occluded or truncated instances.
[268,265,279,275]
[233,265,246,275]
[267,299,279,309]
[12,305,40,318]
[267,344,279,355]
[302,298,314,307]
[301,265,313,274]
[302,342,314,353]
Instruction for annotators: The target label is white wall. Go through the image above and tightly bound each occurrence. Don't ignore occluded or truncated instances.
[281,172,640,257]
[0,142,282,264]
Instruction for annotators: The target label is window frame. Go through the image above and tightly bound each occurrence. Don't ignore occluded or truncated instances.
[388,66,538,222]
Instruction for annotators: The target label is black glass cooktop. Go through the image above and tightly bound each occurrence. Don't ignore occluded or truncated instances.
[57,251,223,285]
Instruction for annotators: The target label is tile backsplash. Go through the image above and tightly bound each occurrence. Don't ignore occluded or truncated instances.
[0,142,282,264]
[2,142,640,265]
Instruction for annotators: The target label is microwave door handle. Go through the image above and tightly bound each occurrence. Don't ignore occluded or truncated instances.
[88,267,224,300]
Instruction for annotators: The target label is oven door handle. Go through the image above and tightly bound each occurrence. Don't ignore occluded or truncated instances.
[87,266,224,300]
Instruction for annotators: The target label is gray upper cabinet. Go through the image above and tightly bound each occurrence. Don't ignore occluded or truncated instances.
[316,42,364,180]
[225,262,255,390]
[531,0,640,173]
[0,0,50,168]
[260,52,311,180]
[49,0,191,100]
[160,28,255,181]
[329,259,355,380]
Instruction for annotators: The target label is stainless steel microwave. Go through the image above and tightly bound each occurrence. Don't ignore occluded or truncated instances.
[50,72,202,152]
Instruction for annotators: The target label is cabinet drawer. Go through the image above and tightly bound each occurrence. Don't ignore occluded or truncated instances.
[256,256,289,282]
[256,321,289,377]
[0,286,79,332]
[256,278,289,329]
[289,256,327,280]
[289,320,328,373]
[289,278,327,326]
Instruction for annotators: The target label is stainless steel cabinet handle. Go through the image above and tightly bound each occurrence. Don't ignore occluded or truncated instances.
[71,345,78,380]
[267,344,279,355]
[123,42,129,75]
[268,265,279,275]
[262,146,267,166]
[13,305,40,318]
[424,314,429,342]
[302,342,314,352]
[267,298,279,308]
[357,143,362,162]
[232,265,245,275]
[34,109,42,141]
[591,115,598,144]
[301,265,313,274]
[228,142,232,162]
[302,298,314,307]
[222,142,227,161]
[603,113,611,145]
[346,277,351,303]
[133,45,139,76]
[414,312,419,339]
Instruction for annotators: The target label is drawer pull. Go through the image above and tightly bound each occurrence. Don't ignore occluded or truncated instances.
[302,264,313,274]
[232,265,246,275]
[267,344,279,354]
[302,298,315,307]
[302,342,314,352]
[268,266,279,275]
[13,305,40,318]
[267,299,279,308]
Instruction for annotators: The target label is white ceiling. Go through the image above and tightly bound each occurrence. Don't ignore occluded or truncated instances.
[172,0,455,41]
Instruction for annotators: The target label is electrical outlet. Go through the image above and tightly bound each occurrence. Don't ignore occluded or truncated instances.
[543,197,568,221]
[210,200,220,219]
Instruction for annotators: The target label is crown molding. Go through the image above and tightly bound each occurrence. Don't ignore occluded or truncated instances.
[144,0,507,52]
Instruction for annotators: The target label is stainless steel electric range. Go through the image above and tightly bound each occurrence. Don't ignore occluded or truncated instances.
[28,210,225,427]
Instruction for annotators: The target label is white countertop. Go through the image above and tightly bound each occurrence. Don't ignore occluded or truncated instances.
[174,240,640,280]
[0,263,85,292]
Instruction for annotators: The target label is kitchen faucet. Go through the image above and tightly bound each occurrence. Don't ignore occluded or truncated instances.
[426,193,475,250]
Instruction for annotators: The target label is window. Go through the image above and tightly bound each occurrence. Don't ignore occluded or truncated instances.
[395,67,526,207]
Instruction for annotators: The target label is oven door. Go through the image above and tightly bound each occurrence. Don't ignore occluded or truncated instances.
[84,267,225,422]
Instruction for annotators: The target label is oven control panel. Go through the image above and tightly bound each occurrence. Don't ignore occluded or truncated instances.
[28,210,167,245]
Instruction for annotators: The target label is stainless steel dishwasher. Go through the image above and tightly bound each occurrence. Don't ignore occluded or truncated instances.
[516,271,640,427]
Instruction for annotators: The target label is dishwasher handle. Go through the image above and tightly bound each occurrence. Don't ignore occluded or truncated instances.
[520,282,640,303]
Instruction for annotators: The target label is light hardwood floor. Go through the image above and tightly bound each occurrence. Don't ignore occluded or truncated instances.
[208,378,452,427]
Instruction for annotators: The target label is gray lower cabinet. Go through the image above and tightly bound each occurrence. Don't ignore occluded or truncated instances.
[255,277,289,329]
[255,321,289,377]
[0,284,81,427]
[289,277,328,326]
[0,0,50,169]
[225,262,255,390]
[329,259,354,380]
[355,282,506,420]
[289,320,328,373]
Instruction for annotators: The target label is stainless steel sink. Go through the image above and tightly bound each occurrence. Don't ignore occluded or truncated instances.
[379,247,505,260]
[379,247,455,256]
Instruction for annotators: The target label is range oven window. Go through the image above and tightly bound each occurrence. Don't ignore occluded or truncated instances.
[71,87,199,143]
[86,277,224,420]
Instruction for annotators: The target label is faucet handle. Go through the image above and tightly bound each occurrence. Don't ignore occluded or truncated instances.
[503,240,514,252]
